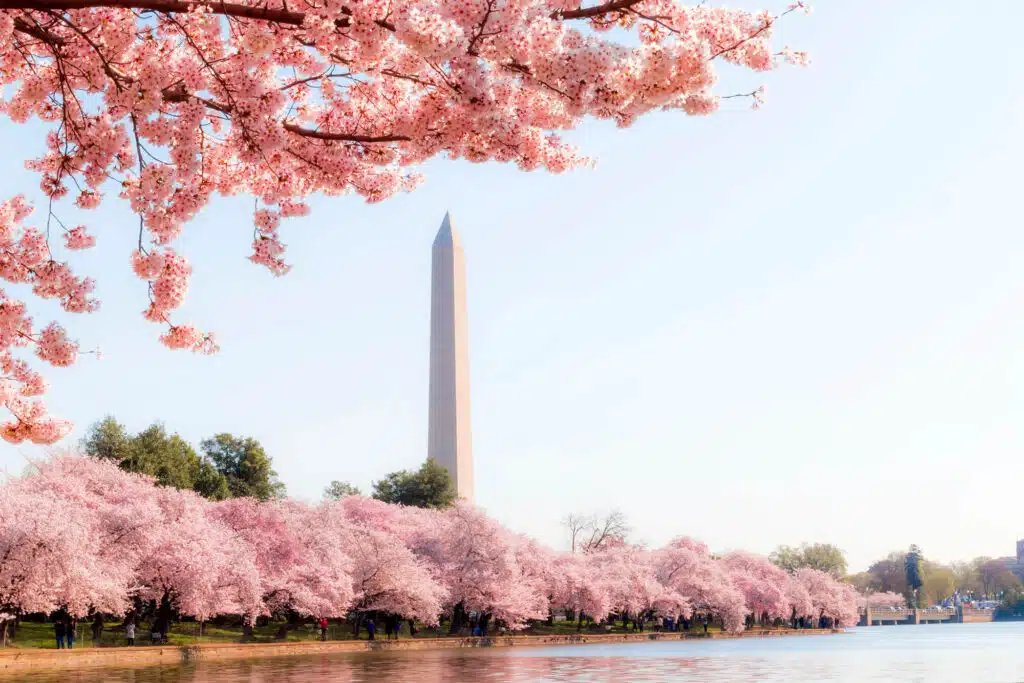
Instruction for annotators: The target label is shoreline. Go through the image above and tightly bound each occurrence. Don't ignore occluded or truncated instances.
[0,628,841,672]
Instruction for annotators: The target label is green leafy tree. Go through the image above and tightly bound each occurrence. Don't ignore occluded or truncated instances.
[769,543,848,578]
[81,418,230,500]
[200,434,286,501]
[920,563,955,606]
[371,458,456,509]
[905,545,924,606]
[81,416,132,462]
[192,458,231,501]
[323,480,362,501]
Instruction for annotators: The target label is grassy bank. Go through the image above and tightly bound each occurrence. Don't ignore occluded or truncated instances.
[6,618,729,650]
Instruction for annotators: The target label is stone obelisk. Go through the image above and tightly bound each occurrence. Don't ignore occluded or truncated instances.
[427,212,474,503]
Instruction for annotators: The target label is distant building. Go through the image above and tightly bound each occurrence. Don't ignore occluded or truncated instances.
[1012,540,1024,580]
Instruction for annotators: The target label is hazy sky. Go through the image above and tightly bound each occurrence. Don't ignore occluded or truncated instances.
[2,1,1023,573]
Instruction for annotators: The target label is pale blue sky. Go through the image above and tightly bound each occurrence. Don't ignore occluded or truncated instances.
[2,1,1023,572]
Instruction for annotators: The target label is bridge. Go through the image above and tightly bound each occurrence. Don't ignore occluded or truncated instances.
[860,606,995,626]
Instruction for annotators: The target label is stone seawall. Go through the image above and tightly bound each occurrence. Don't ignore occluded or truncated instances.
[0,628,840,672]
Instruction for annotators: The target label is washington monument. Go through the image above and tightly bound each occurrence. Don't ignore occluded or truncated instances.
[427,212,474,503]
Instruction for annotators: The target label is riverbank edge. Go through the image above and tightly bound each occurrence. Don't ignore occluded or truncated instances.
[0,628,842,672]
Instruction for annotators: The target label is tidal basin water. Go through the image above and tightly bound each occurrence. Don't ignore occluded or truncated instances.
[11,623,1024,683]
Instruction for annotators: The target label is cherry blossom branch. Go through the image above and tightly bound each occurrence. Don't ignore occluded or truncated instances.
[1,0,398,30]
[553,0,643,20]
[282,123,410,143]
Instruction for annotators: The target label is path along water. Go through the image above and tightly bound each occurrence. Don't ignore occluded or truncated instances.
[6,622,1024,682]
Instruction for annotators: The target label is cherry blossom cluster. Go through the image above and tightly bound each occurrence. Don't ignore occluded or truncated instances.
[857,591,906,610]
[0,0,808,439]
[0,454,856,631]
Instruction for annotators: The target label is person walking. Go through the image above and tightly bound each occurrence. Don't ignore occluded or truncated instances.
[366,618,376,641]
[66,618,77,649]
[125,621,136,646]
[54,619,65,649]
[319,617,328,641]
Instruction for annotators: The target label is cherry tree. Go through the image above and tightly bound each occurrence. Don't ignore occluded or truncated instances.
[784,573,814,625]
[723,551,789,624]
[652,537,747,632]
[337,494,448,580]
[440,503,548,628]
[0,478,124,617]
[795,567,858,628]
[341,520,446,623]
[134,486,263,632]
[588,543,689,628]
[550,553,610,626]
[212,498,355,619]
[858,591,905,610]
[0,0,809,440]
[2,454,163,617]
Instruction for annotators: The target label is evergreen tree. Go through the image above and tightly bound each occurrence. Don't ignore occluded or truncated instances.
[371,459,456,509]
[200,434,286,501]
[323,480,362,501]
[81,418,230,500]
[905,545,924,607]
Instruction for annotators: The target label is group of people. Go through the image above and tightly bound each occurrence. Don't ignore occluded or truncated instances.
[359,614,405,641]
[52,618,77,649]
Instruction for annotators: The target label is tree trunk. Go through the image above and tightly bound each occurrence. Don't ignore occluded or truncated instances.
[152,592,173,637]
[479,613,490,637]
[576,611,583,632]
[449,602,466,635]
[91,613,104,644]
[275,611,301,640]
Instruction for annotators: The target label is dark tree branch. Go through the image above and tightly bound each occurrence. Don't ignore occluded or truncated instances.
[282,123,409,143]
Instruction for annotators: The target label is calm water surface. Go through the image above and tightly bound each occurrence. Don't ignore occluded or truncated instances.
[9,623,1024,683]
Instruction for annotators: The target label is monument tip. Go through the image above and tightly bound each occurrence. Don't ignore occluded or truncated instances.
[434,211,459,247]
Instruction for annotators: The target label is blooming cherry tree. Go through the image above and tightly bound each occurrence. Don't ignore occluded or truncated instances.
[723,551,789,623]
[213,498,355,619]
[796,567,858,628]
[0,0,809,440]
[134,486,263,629]
[653,537,747,632]
[0,453,861,636]
[341,520,447,623]
[858,591,906,610]
[440,503,548,627]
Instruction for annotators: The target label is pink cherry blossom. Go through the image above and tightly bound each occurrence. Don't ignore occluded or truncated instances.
[0,0,808,437]
[652,537,747,632]
[796,567,859,628]
[0,453,860,634]
[213,499,356,619]
[723,551,790,621]
[858,591,905,610]
[63,226,96,250]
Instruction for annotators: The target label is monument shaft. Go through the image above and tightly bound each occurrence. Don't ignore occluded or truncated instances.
[427,213,474,502]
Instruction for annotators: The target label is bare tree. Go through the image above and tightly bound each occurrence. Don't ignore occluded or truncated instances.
[563,509,631,554]
[563,513,592,554]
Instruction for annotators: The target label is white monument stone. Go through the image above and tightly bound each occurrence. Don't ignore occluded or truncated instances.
[427,212,474,503]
